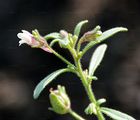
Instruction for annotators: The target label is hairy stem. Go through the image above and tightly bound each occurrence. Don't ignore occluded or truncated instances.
[76,58,105,120]
[57,40,105,120]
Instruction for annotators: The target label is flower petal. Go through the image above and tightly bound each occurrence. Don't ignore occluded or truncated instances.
[19,39,27,46]
[17,32,32,45]
[22,30,33,37]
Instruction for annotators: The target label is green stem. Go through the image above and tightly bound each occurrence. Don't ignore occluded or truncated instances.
[96,109,105,120]
[69,109,85,120]
[76,58,105,120]
[51,49,74,67]
[50,39,59,47]
[53,40,105,120]
[76,59,96,103]
[77,40,81,52]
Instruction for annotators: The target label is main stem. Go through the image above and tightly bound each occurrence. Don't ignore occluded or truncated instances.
[65,46,105,120]
[76,59,96,103]
[76,58,105,120]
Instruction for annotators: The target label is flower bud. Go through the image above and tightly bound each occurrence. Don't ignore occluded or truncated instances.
[58,30,70,48]
[79,25,102,43]
[85,103,97,115]
[49,85,71,114]
[60,30,68,39]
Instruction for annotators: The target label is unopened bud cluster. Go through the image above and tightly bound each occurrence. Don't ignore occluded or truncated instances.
[49,85,71,115]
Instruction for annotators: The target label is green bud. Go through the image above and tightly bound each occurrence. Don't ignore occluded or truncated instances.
[59,30,70,48]
[32,29,41,41]
[85,103,97,115]
[49,85,71,114]
[79,25,102,43]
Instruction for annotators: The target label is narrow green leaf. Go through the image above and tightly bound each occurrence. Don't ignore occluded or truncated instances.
[96,27,128,42]
[97,98,106,105]
[89,44,107,76]
[101,107,136,120]
[74,20,88,37]
[33,68,70,99]
[44,32,60,40]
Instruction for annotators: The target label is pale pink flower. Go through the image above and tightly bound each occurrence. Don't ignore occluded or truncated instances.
[17,30,52,53]
[17,30,40,47]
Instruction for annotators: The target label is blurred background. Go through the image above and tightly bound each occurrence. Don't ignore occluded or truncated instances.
[0,0,140,119]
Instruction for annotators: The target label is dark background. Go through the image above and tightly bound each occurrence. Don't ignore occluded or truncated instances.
[0,0,140,120]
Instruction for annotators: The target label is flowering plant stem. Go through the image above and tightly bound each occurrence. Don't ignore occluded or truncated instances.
[50,45,103,119]
[18,20,136,120]
[69,47,105,120]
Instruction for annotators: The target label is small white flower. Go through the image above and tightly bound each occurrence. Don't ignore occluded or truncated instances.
[17,30,40,47]
[17,30,52,53]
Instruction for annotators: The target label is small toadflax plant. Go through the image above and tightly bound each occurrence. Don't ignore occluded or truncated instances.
[17,20,136,120]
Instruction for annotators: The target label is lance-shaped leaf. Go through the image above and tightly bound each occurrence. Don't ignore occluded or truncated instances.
[33,68,70,99]
[101,107,136,120]
[96,27,128,42]
[44,32,60,40]
[74,20,88,37]
[89,44,107,76]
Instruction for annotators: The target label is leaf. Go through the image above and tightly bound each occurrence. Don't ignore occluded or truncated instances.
[44,32,60,40]
[74,20,88,37]
[33,68,70,99]
[97,98,106,105]
[101,107,136,120]
[89,44,107,76]
[96,27,128,42]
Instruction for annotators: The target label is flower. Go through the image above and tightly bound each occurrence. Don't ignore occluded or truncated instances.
[17,30,52,53]
[17,30,38,46]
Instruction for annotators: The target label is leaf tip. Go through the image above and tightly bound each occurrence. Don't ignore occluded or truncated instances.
[96,25,101,30]
[120,27,128,31]
[116,27,128,32]
[100,44,108,50]
[84,20,88,23]
[33,90,38,99]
